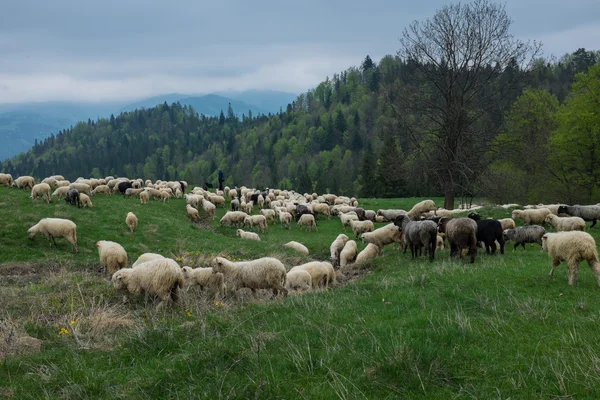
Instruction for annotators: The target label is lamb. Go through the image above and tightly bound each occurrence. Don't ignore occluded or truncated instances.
[511,208,551,226]
[330,234,349,267]
[557,205,600,228]
[297,213,318,232]
[30,183,51,203]
[132,253,165,268]
[361,224,404,250]
[542,231,600,286]
[438,218,477,263]
[126,212,138,233]
[219,211,248,227]
[27,218,78,252]
[201,198,216,219]
[436,234,445,250]
[407,199,437,219]
[545,214,586,232]
[376,209,406,222]
[279,211,293,229]
[283,241,309,255]
[349,220,374,239]
[340,212,359,231]
[244,215,268,233]
[289,261,331,289]
[395,215,437,260]
[212,256,287,297]
[96,240,128,276]
[51,186,70,199]
[236,229,261,241]
[91,184,111,196]
[112,258,184,309]
[0,173,13,187]
[12,176,35,189]
[285,270,313,291]
[181,266,225,300]
[65,188,80,208]
[503,226,546,251]
[467,213,505,255]
[498,218,516,230]
[339,240,358,268]
[260,209,276,224]
[355,243,382,264]
[139,191,150,204]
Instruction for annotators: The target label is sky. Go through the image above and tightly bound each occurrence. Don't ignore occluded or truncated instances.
[0,0,598,104]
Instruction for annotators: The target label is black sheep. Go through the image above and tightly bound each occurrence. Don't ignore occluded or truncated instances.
[295,204,312,221]
[117,181,133,196]
[65,188,81,208]
[179,181,186,194]
[250,193,260,204]
[467,213,505,255]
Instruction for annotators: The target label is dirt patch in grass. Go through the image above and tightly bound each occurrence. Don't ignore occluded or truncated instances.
[0,319,43,359]
[0,261,62,277]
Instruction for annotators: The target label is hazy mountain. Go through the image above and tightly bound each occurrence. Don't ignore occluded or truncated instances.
[217,90,298,114]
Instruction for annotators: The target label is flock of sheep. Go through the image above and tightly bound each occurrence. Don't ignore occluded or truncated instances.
[3,170,600,310]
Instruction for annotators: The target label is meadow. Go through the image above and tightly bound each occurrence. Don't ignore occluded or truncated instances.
[2,187,600,399]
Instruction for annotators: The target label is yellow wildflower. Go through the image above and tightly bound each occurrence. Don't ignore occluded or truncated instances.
[69,320,76,326]
[59,328,69,335]
[215,301,224,307]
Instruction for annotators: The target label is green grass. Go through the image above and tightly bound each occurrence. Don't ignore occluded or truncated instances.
[2,188,600,398]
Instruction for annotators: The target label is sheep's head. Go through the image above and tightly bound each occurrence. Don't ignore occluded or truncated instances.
[544,215,554,223]
[511,210,522,218]
[27,225,38,239]
[557,205,568,214]
[111,270,128,289]
[541,234,549,252]
[502,229,511,242]
[212,257,226,272]
[437,217,450,233]
[182,266,192,278]
[468,213,481,221]
[236,229,242,237]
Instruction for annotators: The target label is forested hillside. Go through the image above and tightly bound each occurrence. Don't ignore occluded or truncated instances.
[1,49,598,202]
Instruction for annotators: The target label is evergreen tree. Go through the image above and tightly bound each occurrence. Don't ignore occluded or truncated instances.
[358,143,377,197]
[219,110,226,125]
[375,135,406,197]
[362,55,374,71]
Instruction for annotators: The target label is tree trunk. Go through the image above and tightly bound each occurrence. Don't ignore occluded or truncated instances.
[444,189,454,210]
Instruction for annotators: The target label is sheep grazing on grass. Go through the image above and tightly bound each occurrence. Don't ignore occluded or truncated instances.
[284,241,309,255]
[30,183,51,203]
[467,213,505,255]
[312,203,331,219]
[212,257,288,298]
[27,218,78,252]
[125,188,144,198]
[340,212,359,231]
[236,229,261,241]
[241,201,254,214]
[126,212,138,233]
[297,213,318,232]
[289,261,331,289]
[69,182,91,196]
[376,209,406,222]
[545,214,586,232]
[557,205,600,228]
[407,199,437,219]
[186,204,200,222]
[542,231,600,286]
[51,186,70,200]
[96,240,128,276]
[0,173,13,187]
[395,215,437,260]
[91,184,111,196]
[260,209,276,224]
[139,191,150,204]
[339,240,358,268]
[279,211,293,229]
[498,218,516,230]
[349,220,375,239]
[12,176,35,189]
[209,195,226,208]
[438,218,477,263]
[79,193,93,208]
[355,243,382,264]
[132,253,165,268]
[511,208,551,226]
[181,266,225,300]
[201,199,216,219]
[244,215,268,233]
[112,258,184,309]
[503,226,546,251]
[285,270,312,291]
[330,234,349,267]
[231,198,240,212]
[361,224,404,251]
[220,211,248,228]
[65,188,80,208]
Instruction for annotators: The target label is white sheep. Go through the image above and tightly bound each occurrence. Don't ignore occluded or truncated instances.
[236,229,261,241]
[27,218,78,252]
[330,234,349,267]
[209,194,226,207]
[186,204,200,222]
[91,184,111,196]
[132,253,165,268]
[12,176,35,189]
[96,240,128,276]
[112,258,184,309]
[355,243,381,264]
[289,262,331,289]
[51,186,70,199]
[297,214,318,232]
[407,199,437,219]
[68,182,92,196]
[339,240,358,268]
[79,193,93,208]
[285,270,312,291]
[260,209,276,224]
[0,173,13,187]
[542,231,600,286]
[201,198,216,219]
[311,203,331,219]
[219,211,248,227]
[498,218,516,230]
[244,215,268,232]
[139,191,150,204]
[349,220,374,239]
[545,214,586,232]
[512,208,551,226]
[30,183,51,203]
[212,256,288,298]
[339,212,359,231]
[361,223,403,250]
[241,200,254,214]
[279,211,292,229]
[283,241,309,255]
[126,212,138,233]
[181,266,225,300]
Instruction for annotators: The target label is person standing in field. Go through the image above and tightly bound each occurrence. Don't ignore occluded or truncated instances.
[218,168,224,191]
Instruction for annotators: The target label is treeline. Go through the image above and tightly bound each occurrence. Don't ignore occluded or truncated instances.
[1,49,598,201]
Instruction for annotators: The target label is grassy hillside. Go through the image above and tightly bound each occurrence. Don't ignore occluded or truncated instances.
[2,188,600,398]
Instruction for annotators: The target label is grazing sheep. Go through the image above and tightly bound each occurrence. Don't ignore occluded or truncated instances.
[545,214,586,232]
[395,215,437,260]
[112,258,184,309]
[212,257,288,298]
[436,234,445,250]
[340,212,359,231]
[467,213,505,255]
[285,270,312,291]
[132,253,165,268]
[438,218,477,263]
[209,195,226,208]
[126,212,138,233]
[557,205,600,228]
[289,261,331,289]
[201,199,217,219]
[231,198,240,212]
[242,200,254,214]
[407,199,437,219]
[69,182,91,196]
[91,184,111,196]
[283,241,309,255]
[139,190,150,204]
[260,209,276,224]
[349,220,375,239]
[355,243,382,264]
[277,211,292,229]
[65,188,81,208]
[339,240,358,268]
[312,203,331,219]
[503,226,546,251]
[27,218,78,252]
[376,209,407,222]
[542,231,600,286]
[186,204,200,222]
[330,234,349,267]
[96,240,128,276]
[30,183,51,203]
[0,173,13,187]
[364,210,377,221]
[51,186,70,200]
[511,208,551,226]
[244,215,268,233]
[297,214,318,232]
[181,266,225,300]
[498,218,516,230]
[219,211,248,227]
[125,188,144,198]
[12,176,35,189]
[77,193,92,208]
[228,188,238,200]
[295,204,312,221]
[236,229,261,241]
[361,223,404,251]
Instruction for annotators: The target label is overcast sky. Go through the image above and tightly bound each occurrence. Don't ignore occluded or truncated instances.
[1,0,598,104]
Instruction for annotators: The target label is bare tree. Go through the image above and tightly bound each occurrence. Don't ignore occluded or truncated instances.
[391,0,541,209]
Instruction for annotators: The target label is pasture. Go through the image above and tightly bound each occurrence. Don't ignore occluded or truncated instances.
[2,187,600,399]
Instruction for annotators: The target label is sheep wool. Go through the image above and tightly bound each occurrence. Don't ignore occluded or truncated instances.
[236,229,261,241]
[289,261,331,289]
[212,256,287,297]
[132,253,165,268]
[186,204,200,222]
[79,193,93,208]
[283,241,309,255]
[182,266,225,300]
[126,212,138,233]
[285,270,312,291]
[542,231,600,286]
[355,243,381,264]
[30,183,51,203]
[545,214,586,232]
[330,234,349,267]
[27,218,78,252]
[297,214,318,232]
[97,240,128,276]
[339,240,358,268]
[361,224,404,251]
